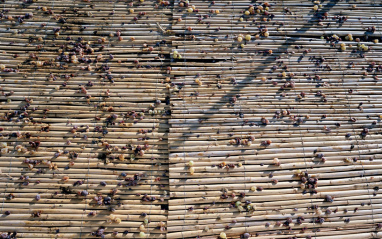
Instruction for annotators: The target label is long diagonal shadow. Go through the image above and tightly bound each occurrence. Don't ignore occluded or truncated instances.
[173,1,338,156]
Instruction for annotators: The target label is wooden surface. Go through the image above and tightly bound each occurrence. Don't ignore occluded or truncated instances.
[0,0,382,238]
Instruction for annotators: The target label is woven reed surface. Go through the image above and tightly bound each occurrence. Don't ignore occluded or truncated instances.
[0,0,382,238]
[0,0,170,238]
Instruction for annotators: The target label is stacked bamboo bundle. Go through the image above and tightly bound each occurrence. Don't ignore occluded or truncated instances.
[0,0,170,238]
[168,0,382,238]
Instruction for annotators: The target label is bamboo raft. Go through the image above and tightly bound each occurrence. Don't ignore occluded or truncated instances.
[0,0,382,238]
